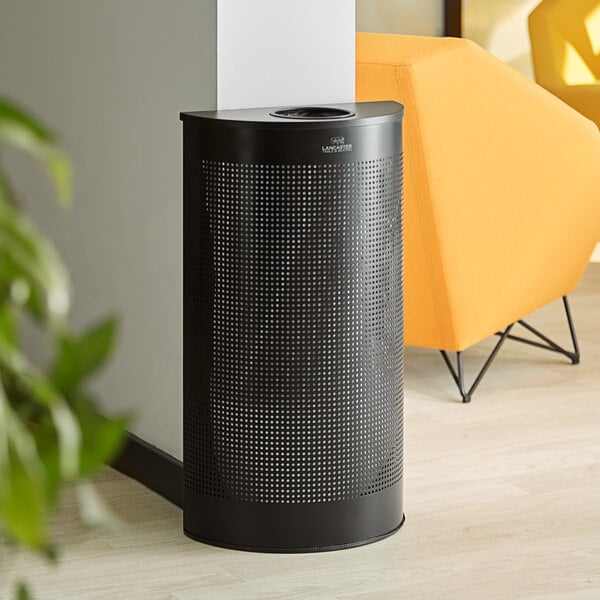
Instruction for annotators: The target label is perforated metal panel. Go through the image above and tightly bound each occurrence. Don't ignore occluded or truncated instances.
[184,156,403,504]
[182,101,404,551]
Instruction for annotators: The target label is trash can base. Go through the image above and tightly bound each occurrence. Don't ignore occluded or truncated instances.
[184,514,405,554]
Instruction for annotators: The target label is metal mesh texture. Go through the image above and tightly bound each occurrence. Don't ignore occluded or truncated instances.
[184,156,403,504]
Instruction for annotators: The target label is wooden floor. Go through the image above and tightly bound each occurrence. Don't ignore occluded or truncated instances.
[2,265,599,600]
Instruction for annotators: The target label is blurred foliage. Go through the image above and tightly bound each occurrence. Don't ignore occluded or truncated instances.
[0,98,127,595]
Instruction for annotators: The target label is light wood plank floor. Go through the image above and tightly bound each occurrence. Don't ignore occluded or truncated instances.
[2,265,599,600]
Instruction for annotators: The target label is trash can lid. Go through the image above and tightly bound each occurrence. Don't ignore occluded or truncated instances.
[180,101,403,130]
[269,107,355,120]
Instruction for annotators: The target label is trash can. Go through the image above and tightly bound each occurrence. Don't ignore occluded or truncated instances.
[181,101,404,552]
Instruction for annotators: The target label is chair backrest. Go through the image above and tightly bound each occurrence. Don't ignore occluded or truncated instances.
[529,0,600,87]
[356,32,600,352]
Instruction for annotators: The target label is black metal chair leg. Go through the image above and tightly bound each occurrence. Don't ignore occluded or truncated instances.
[440,324,514,403]
[438,295,581,403]
[456,352,468,402]
[562,296,580,364]
[441,349,470,402]
[497,295,580,364]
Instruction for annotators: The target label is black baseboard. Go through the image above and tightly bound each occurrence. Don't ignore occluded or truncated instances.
[112,432,183,508]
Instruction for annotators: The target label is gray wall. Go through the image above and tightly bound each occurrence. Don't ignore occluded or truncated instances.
[0,1,217,460]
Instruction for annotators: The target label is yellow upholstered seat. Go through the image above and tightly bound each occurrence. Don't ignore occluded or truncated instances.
[529,0,600,127]
[356,33,600,399]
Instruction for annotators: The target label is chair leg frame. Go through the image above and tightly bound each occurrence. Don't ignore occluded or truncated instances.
[502,296,580,365]
[439,296,580,403]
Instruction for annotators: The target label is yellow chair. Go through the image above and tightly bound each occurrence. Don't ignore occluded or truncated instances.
[529,0,600,127]
[356,33,600,401]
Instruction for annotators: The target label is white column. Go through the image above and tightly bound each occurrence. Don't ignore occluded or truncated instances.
[217,0,355,110]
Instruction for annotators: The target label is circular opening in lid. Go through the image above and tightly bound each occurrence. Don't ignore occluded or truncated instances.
[270,107,355,120]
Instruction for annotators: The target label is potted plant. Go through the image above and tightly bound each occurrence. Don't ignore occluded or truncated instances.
[0,98,127,599]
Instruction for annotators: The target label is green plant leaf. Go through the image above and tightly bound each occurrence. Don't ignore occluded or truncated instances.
[0,197,71,322]
[0,448,47,549]
[72,395,127,477]
[0,99,51,141]
[15,580,32,600]
[0,98,71,207]
[48,403,81,479]
[50,317,118,396]
[0,255,44,322]
[0,164,15,205]
[0,303,17,346]
[44,151,71,208]
[0,383,44,481]
[31,418,62,507]
[0,341,81,479]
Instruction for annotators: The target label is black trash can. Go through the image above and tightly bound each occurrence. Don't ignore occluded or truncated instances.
[181,101,404,552]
